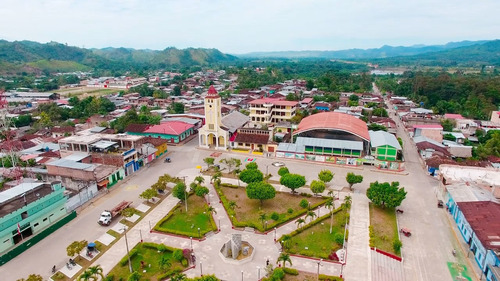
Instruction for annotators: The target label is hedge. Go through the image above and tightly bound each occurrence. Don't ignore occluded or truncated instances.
[283,267,299,275]
[280,207,346,240]
[319,274,343,281]
[119,248,139,266]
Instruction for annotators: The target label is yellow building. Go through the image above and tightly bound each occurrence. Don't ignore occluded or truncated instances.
[249,98,298,125]
[198,86,229,150]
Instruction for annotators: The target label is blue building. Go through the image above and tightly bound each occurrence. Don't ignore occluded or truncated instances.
[453,201,500,281]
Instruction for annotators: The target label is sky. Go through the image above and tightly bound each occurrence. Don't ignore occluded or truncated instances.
[1,0,499,54]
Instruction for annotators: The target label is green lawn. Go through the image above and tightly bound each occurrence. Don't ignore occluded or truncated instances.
[155,194,217,238]
[217,185,327,232]
[107,243,186,281]
[369,203,400,255]
[287,209,349,259]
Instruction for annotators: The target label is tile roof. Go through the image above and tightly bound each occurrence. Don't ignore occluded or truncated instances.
[233,133,269,145]
[456,201,500,250]
[143,137,169,147]
[125,124,151,133]
[444,113,464,119]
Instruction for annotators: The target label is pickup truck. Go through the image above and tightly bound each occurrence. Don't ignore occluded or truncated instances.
[98,200,132,226]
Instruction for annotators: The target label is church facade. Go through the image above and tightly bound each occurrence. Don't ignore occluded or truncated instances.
[198,86,229,150]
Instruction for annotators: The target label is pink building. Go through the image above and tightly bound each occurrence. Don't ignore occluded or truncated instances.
[413,124,443,143]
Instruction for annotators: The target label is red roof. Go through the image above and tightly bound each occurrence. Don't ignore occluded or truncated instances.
[144,121,194,136]
[294,112,370,141]
[143,137,169,147]
[456,201,500,250]
[206,85,219,98]
[413,125,443,129]
[300,98,313,103]
[249,98,298,107]
[444,113,464,119]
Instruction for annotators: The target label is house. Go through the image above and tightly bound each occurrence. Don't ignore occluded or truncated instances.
[231,128,275,155]
[0,181,68,255]
[51,126,75,138]
[414,136,450,159]
[299,98,313,108]
[314,102,331,112]
[126,121,195,144]
[490,111,500,125]
[368,130,402,161]
[248,98,298,125]
[413,124,443,143]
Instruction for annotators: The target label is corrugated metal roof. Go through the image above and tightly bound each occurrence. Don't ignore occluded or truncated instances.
[91,140,117,149]
[296,137,363,150]
[46,159,95,170]
[277,143,305,153]
[369,130,402,150]
[0,182,43,204]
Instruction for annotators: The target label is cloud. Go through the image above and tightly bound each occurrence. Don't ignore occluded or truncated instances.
[0,0,499,53]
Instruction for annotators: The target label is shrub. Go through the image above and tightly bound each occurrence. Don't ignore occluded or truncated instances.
[300,192,312,197]
[287,208,294,214]
[299,199,309,209]
[272,267,285,280]
[393,239,402,253]
[328,251,339,261]
[104,275,114,281]
[173,249,184,261]
[181,258,188,267]
[334,233,344,245]
[157,244,168,252]
[283,267,299,275]
[319,274,343,281]
[119,248,138,266]
[270,212,279,221]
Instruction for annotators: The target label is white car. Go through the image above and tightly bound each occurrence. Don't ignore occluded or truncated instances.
[272,162,285,167]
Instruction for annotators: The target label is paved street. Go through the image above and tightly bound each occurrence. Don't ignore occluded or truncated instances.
[0,97,469,280]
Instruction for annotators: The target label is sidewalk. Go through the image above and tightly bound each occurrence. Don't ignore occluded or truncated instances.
[343,193,371,281]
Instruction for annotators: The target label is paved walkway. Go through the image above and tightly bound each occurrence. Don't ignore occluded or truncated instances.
[343,192,371,281]
[91,172,345,280]
[371,250,405,281]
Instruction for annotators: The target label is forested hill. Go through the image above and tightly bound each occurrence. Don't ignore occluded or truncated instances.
[238,40,490,59]
[0,40,238,74]
[374,40,500,67]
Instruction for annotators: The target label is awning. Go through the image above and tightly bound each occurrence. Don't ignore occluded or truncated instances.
[97,179,109,187]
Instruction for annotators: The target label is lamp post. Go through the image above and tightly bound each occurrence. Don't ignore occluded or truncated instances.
[274,227,277,241]
[218,218,221,231]
[198,227,201,237]
[316,259,323,280]
[190,236,193,250]
[241,270,244,281]
[257,266,261,280]
[122,227,132,273]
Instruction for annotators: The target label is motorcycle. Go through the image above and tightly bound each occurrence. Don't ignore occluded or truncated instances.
[86,250,94,258]
[69,258,76,266]
[52,265,56,274]
[452,249,456,256]
[66,262,72,270]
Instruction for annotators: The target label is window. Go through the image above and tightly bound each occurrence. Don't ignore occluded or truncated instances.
[21,211,28,219]
[43,218,47,222]
[4,239,9,243]
[34,223,39,227]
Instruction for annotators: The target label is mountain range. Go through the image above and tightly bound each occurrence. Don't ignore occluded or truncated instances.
[0,39,499,75]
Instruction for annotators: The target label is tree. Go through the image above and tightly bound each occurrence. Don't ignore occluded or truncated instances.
[220,158,237,173]
[318,170,334,184]
[280,173,306,193]
[245,162,258,170]
[346,173,363,190]
[277,252,292,268]
[173,85,182,96]
[206,206,217,215]
[139,188,158,202]
[259,213,267,229]
[87,265,104,280]
[343,195,352,210]
[295,218,305,228]
[299,199,309,209]
[203,157,214,169]
[441,119,456,132]
[171,102,185,114]
[127,272,141,281]
[306,79,314,90]
[159,256,172,270]
[239,169,263,184]
[306,210,317,222]
[67,240,87,257]
[367,123,388,131]
[16,274,43,281]
[281,234,292,250]
[173,182,187,201]
[277,167,289,176]
[228,200,238,210]
[38,111,53,128]
[194,176,205,185]
[246,182,276,205]
[325,199,335,234]
[211,171,222,184]
[476,131,500,159]
[372,107,388,117]
[310,180,326,195]
[366,181,407,208]
[195,185,209,197]
[443,133,457,141]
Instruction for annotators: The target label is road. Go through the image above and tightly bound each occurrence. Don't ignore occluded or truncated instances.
[1,95,462,280]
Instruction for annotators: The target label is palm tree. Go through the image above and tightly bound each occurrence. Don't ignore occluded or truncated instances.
[281,234,292,251]
[206,206,217,215]
[277,252,292,268]
[194,176,205,185]
[327,189,334,199]
[211,171,222,184]
[78,270,94,281]
[295,218,305,228]
[87,265,104,280]
[170,273,187,281]
[325,199,334,234]
[343,195,352,210]
[259,213,267,229]
[306,211,317,222]
[228,201,238,210]
[159,256,171,270]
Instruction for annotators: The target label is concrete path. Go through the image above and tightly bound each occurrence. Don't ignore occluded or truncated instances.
[371,250,405,281]
[343,192,371,281]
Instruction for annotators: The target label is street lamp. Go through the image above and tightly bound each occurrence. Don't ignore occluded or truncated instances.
[257,266,261,280]
[200,261,203,276]
[198,227,201,237]
[190,236,193,250]
[274,227,277,241]
[121,227,133,273]
[218,218,221,231]
[241,270,244,281]
[316,259,323,280]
